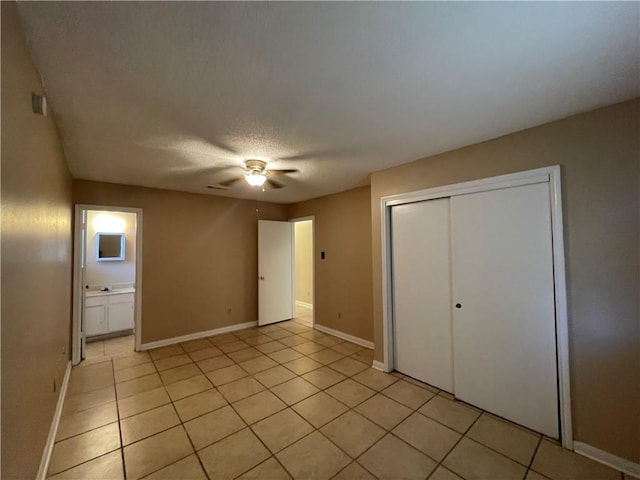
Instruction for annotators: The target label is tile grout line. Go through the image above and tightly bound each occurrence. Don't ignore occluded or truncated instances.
[190,330,297,480]
[167,329,377,456]
[176,323,361,478]
[146,329,455,478]
[110,357,129,480]
[212,334,408,478]
[47,356,124,478]
[226,327,459,479]
[58,338,178,476]
[57,327,415,478]
[452,413,546,471]
[190,334,283,477]
[329,460,358,480]
[426,411,544,479]
[131,342,201,480]
[191,338,254,479]
[322,379,533,479]
[379,379,550,473]
[125,338,168,480]
[524,436,544,479]
[56,363,393,469]
[129,343,197,480]
[68,323,579,480]
[66,326,349,478]
[322,387,447,479]
[422,410,485,479]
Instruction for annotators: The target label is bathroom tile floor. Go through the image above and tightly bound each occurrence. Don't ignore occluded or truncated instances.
[50,319,630,480]
[85,334,135,362]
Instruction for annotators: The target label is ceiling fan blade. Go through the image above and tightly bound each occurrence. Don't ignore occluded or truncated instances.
[206,185,229,190]
[267,168,299,175]
[266,178,284,189]
[217,177,244,187]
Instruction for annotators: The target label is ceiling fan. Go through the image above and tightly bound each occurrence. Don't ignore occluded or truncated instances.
[207,159,298,190]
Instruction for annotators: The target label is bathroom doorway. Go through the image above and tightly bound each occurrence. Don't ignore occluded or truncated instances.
[291,217,314,327]
[72,205,143,365]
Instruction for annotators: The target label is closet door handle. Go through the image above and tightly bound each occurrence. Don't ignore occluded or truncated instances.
[455,303,462,309]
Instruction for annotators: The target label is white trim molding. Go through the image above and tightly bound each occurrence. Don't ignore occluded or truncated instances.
[37,361,72,480]
[573,441,640,478]
[72,204,143,366]
[372,360,386,372]
[314,324,374,349]
[380,165,573,448]
[139,321,257,350]
[290,215,316,329]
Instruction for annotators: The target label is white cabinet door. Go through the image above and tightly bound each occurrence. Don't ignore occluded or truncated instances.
[108,302,133,332]
[258,220,293,326]
[451,182,558,438]
[85,304,107,336]
[108,294,134,332]
[391,199,454,392]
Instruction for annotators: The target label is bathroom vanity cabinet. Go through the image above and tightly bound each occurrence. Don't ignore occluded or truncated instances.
[85,290,134,337]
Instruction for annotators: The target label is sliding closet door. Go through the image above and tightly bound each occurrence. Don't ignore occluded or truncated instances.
[391,199,453,392]
[451,182,558,438]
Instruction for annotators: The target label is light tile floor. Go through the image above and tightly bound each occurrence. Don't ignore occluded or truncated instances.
[294,304,313,327]
[85,334,135,361]
[50,319,630,480]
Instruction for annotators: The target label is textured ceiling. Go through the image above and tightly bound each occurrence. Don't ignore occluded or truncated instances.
[17,2,640,203]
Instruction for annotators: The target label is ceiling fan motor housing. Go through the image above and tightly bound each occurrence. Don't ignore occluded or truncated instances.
[245,159,267,172]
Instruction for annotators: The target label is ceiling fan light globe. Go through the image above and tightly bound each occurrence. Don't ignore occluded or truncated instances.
[245,172,267,186]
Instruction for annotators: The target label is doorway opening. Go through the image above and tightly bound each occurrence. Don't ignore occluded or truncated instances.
[291,217,314,327]
[72,205,143,365]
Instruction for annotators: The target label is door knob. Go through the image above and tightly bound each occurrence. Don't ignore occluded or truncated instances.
[259,276,265,281]
[455,303,462,309]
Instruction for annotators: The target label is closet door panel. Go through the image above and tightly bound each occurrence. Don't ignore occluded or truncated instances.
[451,182,559,438]
[392,199,453,392]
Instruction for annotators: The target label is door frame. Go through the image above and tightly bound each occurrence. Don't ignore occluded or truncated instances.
[289,216,315,327]
[72,204,143,365]
[379,165,572,448]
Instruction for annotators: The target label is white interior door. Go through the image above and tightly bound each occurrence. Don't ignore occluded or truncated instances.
[392,199,454,392]
[451,182,559,438]
[258,220,293,326]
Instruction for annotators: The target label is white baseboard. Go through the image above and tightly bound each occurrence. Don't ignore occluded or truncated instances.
[313,324,374,349]
[295,301,313,309]
[372,360,387,372]
[37,361,72,480]
[139,321,257,350]
[573,441,640,478]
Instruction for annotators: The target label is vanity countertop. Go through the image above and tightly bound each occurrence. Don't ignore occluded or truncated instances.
[86,288,135,298]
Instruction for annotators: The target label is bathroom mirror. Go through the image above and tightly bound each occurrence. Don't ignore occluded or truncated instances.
[96,232,125,261]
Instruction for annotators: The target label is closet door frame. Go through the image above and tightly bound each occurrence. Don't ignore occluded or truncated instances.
[379,165,572,448]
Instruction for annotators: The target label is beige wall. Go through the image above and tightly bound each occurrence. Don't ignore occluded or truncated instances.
[3,3,635,469]
[370,99,640,463]
[294,221,313,305]
[1,2,73,478]
[73,181,288,343]
[86,210,136,288]
[288,186,373,341]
